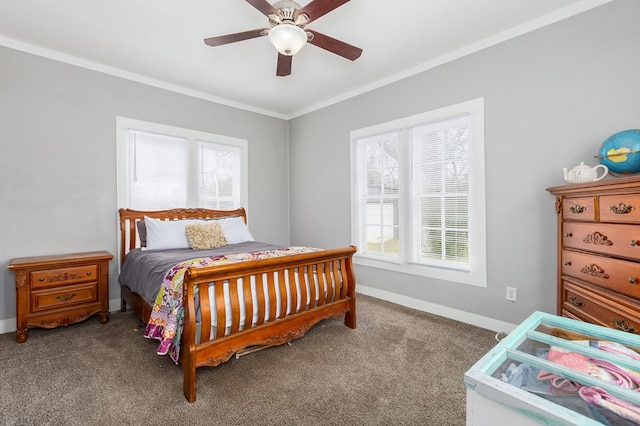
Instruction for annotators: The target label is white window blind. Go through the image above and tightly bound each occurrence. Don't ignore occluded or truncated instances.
[128,130,188,210]
[198,141,241,209]
[412,114,470,267]
[362,131,400,259]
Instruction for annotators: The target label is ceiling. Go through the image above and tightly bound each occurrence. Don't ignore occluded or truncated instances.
[0,0,610,118]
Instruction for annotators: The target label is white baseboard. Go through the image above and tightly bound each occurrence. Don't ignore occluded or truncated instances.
[356,284,517,333]
[0,318,15,336]
[1,292,516,336]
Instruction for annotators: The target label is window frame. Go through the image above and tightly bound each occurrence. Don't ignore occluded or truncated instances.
[350,98,487,287]
[116,116,248,211]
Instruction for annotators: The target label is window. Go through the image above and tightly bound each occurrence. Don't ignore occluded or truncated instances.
[116,117,248,210]
[350,98,486,287]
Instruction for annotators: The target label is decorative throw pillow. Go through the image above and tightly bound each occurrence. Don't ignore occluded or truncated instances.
[185,222,228,250]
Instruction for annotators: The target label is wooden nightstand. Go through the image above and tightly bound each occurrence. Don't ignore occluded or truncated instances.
[8,250,113,343]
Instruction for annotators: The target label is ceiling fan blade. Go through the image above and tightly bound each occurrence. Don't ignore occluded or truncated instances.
[204,29,267,47]
[295,0,350,24]
[307,29,362,61]
[245,0,279,17]
[276,53,292,77]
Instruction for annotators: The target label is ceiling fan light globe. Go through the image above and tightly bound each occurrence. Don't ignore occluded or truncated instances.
[268,23,307,56]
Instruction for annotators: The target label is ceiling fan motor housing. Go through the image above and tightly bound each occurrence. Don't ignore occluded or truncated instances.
[273,0,302,21]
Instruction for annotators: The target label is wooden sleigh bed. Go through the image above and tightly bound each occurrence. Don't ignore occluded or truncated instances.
[118,207,357,402]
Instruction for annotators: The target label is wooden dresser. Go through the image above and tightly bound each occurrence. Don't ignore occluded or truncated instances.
[8,250,113,342]
[547,176,640,335]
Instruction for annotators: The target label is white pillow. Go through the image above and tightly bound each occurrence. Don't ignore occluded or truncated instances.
[218,217,255,244]
[143,216,204,250]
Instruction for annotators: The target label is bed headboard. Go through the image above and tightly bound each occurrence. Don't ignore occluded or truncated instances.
[118,207,247,266]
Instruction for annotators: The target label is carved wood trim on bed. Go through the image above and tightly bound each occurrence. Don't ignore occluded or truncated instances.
[118,208,357,402]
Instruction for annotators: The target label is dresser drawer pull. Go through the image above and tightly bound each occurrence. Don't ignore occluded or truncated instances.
[39,277,45,282]
[632,240,638,246]
[570,205,586,214]
[612,318,637,333]
[565,232,573,238]
[610,202,636,215]
[55,293,76,302]
[582,232,613,246]
[568,295,583,306]
[630,277,638,284]
[580,263,609,279]
[564,261,572,266]
[86,272,92,276]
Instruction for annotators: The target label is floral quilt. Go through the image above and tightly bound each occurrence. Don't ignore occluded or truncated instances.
[144,246,323,363]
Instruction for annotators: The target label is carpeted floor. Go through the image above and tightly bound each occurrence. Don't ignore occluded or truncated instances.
[0,294,496,425]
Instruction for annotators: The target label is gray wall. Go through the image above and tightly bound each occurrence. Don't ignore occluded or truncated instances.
[288,0,640,325]
[0,47,289,320]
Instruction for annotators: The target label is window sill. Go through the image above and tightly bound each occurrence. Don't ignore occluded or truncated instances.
[353,255,487,287]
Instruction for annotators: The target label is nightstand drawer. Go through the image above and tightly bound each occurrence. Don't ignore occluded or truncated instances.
[30,265,97,289]
[30,282,98,312]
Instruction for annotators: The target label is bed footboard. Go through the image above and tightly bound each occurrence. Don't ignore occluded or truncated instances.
[180,245,357,402]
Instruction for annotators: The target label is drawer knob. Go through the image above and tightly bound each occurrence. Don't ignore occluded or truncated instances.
[632,240,638,246]
[564,261,572,266]
[38,277,45,282]
[86,272,92,276]
[610,203,636,215]
[570,205,586,214]
[612,318,637,334]
[56,293,76,302]
[565,232,573,238]
[630,277,637,284]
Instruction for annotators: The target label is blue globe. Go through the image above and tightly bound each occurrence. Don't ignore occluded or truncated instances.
[598,129,640,174]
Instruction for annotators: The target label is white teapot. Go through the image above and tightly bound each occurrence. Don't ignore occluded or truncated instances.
[562,162,608,184]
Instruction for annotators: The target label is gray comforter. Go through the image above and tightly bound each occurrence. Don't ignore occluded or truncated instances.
[118,241,283,305]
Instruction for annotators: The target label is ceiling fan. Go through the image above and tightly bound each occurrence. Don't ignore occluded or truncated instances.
[204,0,362,77]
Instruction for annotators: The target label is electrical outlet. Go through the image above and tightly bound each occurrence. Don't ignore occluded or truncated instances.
[506,287,517,302]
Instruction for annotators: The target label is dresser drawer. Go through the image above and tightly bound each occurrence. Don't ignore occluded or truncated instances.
[562,280,640,334]
[30,282,98,312]
[30,265,98,289]
[562,196,596,221]
[563,222,640,260]
[599,194,640,223]
[561,249,640,299]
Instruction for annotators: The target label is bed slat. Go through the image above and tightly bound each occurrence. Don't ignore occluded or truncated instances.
[199,284,212,344]
[255,274,266,327]
[229,278,240,334]
[215,281,226,339]
[241,276,253,331]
